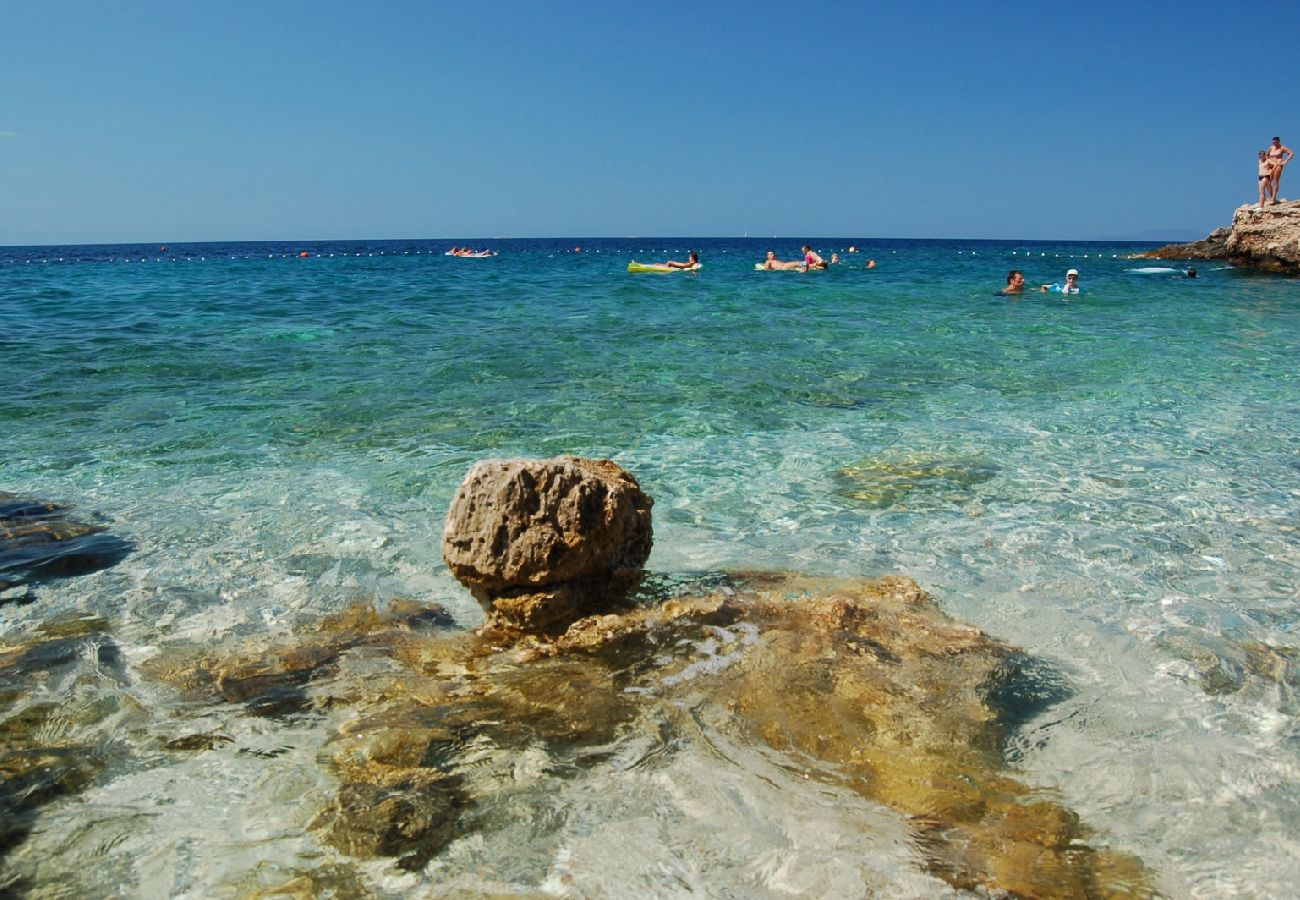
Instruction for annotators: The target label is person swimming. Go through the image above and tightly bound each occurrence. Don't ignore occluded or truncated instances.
[801,245,826,271]
[1001,270,1026,294]
[759,250,802,270]
[1040,268,1081,295]
[662,251,700,269]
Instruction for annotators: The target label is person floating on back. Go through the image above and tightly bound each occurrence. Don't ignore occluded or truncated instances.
[759,250,802,270]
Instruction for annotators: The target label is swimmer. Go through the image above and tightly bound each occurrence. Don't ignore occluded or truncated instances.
[1268,137,1293,201]
[1000,270,1026,294]
[663,251,700,269]
[1040,268,1081,295]
[830,253,840,265]
[759,250,802,270]
[866,259,877,269]
[801,245,826,271]
[1186,268,1197,278]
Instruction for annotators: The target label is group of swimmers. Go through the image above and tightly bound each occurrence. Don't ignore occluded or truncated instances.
[758,246,878,271]
[1001,268,1084,295]
[446,246,496,256]
[649,246,880,272]
[1257,136,1293,208]
[1001,266,1197,297]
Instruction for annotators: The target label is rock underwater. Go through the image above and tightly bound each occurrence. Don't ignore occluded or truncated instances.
[136,457,1156,897]
[0,492,132,604]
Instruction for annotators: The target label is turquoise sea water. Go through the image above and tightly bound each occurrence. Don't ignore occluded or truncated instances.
[2,238,1298,896]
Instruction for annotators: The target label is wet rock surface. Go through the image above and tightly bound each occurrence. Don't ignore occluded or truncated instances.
[441,457,653,637]
[0,492,132,601]
[138,573,1154,896]
[0,615,138,861]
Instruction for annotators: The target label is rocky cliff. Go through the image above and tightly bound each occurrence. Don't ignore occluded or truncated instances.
[1142,199,1300,274]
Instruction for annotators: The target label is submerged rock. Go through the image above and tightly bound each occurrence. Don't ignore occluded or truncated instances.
[141,598,456,718]
[0,492,132,596]
[1156,629,1300,709]
[835,455,997,508]
[441,456,653,636]
[0,615,138,858]
[1141,200,1300,274]
[158,569,1152,896]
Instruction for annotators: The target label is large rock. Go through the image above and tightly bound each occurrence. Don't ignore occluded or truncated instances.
[151,570,1152,896]
[1138,227,1230,261]
[441,457,653,634]
[1142,199,1300,274]
[1223,200,1300,273]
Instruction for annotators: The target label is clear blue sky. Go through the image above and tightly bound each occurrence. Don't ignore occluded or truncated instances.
[3,1,1297,244]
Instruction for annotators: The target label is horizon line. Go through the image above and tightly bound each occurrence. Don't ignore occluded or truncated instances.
[1,233,1187,250]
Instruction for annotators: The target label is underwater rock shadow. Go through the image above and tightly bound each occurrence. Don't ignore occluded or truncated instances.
[0,493,134,603]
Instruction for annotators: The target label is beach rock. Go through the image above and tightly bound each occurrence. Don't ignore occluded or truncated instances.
[1142,200,1300,274]
[1139,227,1230,261]
[441,456,653,635]
[1222,200,1300,273]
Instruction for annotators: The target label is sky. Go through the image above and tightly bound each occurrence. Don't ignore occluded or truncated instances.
[3,0,1298,245]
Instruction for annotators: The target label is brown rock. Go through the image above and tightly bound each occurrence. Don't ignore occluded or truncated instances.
[441,457,653,634]
[1138,227,1230,261]
[1141,200,1300,274]
[1224,200,1300,273]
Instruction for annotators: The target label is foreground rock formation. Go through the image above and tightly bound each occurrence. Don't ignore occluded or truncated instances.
[441,457,653,637]
[140,572,1154,897]
[1142,199,1300,274]
[3,461,1165,895]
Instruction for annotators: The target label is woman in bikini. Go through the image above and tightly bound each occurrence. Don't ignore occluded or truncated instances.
[1259,150,1276,207]
[1267,137,1293,202]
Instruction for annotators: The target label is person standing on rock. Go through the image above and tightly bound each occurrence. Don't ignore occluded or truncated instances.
[1259,150,1277,208]
[1268,137,1293,202]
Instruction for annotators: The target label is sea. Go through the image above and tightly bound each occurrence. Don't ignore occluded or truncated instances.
[2,237,1297,897]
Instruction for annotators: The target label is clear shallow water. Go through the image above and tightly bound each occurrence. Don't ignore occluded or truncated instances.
[2,238,1298,896]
